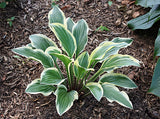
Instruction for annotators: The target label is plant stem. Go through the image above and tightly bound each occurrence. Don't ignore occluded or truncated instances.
[84,61,97,80]
[76,77,80,90]
[87,69,103,83]
[79,85,86,92]
[80,91,91,99]
[67,70,71,89]
[79,61,97,92]
[66,63,72,90]
[55,60,64,79]
[79,78,84,90]
[69,63,74,89]
[80,61,97,86]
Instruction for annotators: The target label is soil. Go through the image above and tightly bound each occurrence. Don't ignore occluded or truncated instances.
[0,0,160,119]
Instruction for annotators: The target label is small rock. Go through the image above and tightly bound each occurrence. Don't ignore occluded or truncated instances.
[117,0,122,2]
[122,22,127,26]
[79,8,83,11]
[104,3,108,7]
[3,56,8,62]
[30,17,33,21]
[115,18,121,26]
[127,10,132,15]
[124,15,129,20]
[128,72,135,79]
[108,103,115,106]
[121,0,129,5]
[2,76,6,81]
[132,11,140,18]
[153,111,159,116]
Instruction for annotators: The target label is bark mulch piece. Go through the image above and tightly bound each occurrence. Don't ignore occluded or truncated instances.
[0,0,160,118]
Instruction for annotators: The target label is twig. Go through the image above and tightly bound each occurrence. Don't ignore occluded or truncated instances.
[36,99,54,109]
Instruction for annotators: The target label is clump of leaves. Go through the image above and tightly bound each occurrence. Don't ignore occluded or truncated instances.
[7,16,15,27]
[0,2,6,8]
[96,25,110,32]
[0,0,12,8]
[12,6,140,116]
[108,0,112,6]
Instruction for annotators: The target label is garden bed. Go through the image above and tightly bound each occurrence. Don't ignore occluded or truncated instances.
[0,0,160,118]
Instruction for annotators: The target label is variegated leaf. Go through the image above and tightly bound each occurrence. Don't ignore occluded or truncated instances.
[101,54,140,72]
[66,17,75,33]
[29,34,57,52]
[50,23,77,58]
[73,52,93,79]
[25,79,56,96]
[55,85,78,116]
[41,68,65,85]
[86,82,103,101]
[73,19,88,57]
[102,83,133,109]
[99,73,137,89]
[48,6,66,26]
[12,47,54,68]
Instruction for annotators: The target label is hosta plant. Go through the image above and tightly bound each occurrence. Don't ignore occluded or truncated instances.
[128,0,160,30]
[12,6,140,116]
[128,0,160,97]
[148,29,160,97]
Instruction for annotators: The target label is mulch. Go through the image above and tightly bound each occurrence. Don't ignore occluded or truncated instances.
[0,0,160,118]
